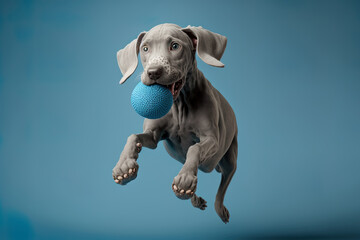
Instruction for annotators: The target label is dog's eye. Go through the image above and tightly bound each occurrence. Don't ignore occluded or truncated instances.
[143,46,149,52]
[170,42,180,51]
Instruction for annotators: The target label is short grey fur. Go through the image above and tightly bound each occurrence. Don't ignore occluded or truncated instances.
[113,24,238,223]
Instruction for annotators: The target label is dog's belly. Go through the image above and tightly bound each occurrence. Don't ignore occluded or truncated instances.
[163,132,200,164]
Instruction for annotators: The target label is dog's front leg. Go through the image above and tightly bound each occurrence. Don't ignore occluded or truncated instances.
[172,135,219,199]
[112,128,163,185]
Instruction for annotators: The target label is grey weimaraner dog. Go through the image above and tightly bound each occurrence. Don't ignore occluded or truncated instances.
[113,23,237,223]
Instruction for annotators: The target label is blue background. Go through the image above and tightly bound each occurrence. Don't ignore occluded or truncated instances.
[1,0,360,239]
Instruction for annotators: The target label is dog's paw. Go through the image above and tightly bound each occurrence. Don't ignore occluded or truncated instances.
[113,142,142,185]
[112,158,139,185]
[191,195,207,210]
[172,172,197,200]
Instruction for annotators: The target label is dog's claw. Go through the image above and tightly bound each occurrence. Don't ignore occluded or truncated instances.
[112,144,139,186]
[172,172,197,200]
[136,143,142,152]
[113,165,138,185]
[191,195,207,210]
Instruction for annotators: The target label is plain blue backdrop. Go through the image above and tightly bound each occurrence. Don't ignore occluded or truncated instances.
[1,0,360,239]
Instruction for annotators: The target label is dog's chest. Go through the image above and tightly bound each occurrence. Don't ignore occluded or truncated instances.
[163,119,200,162]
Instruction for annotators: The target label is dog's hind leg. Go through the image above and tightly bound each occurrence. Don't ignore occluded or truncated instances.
[191,194,207,210]
[215,137,238,223]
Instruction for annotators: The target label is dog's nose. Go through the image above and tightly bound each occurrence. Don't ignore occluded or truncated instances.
[147,67,163,80]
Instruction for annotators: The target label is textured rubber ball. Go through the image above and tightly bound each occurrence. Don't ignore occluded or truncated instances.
[131,82,173,119]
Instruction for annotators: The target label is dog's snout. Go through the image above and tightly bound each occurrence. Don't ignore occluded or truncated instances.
[147,67,163,80]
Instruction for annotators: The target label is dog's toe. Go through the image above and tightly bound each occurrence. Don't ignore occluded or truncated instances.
[112,160,139,185]
[172,176,197,199]
[191,195,207,210]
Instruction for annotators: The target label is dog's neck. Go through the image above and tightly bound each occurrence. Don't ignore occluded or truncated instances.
[173,60,208,110]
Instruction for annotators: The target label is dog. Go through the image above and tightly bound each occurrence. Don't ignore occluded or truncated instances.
[112,23,237,223]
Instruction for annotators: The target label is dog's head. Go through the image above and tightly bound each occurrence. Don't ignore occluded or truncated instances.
[117,23,227,99]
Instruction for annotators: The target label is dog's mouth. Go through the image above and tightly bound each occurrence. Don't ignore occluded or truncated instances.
[166,79,183,98]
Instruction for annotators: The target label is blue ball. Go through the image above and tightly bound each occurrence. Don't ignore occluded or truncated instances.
[131,82,173,119]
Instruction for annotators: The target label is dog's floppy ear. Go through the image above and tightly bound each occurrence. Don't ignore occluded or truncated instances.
[117,32,146,84]
[182,26,227,68]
